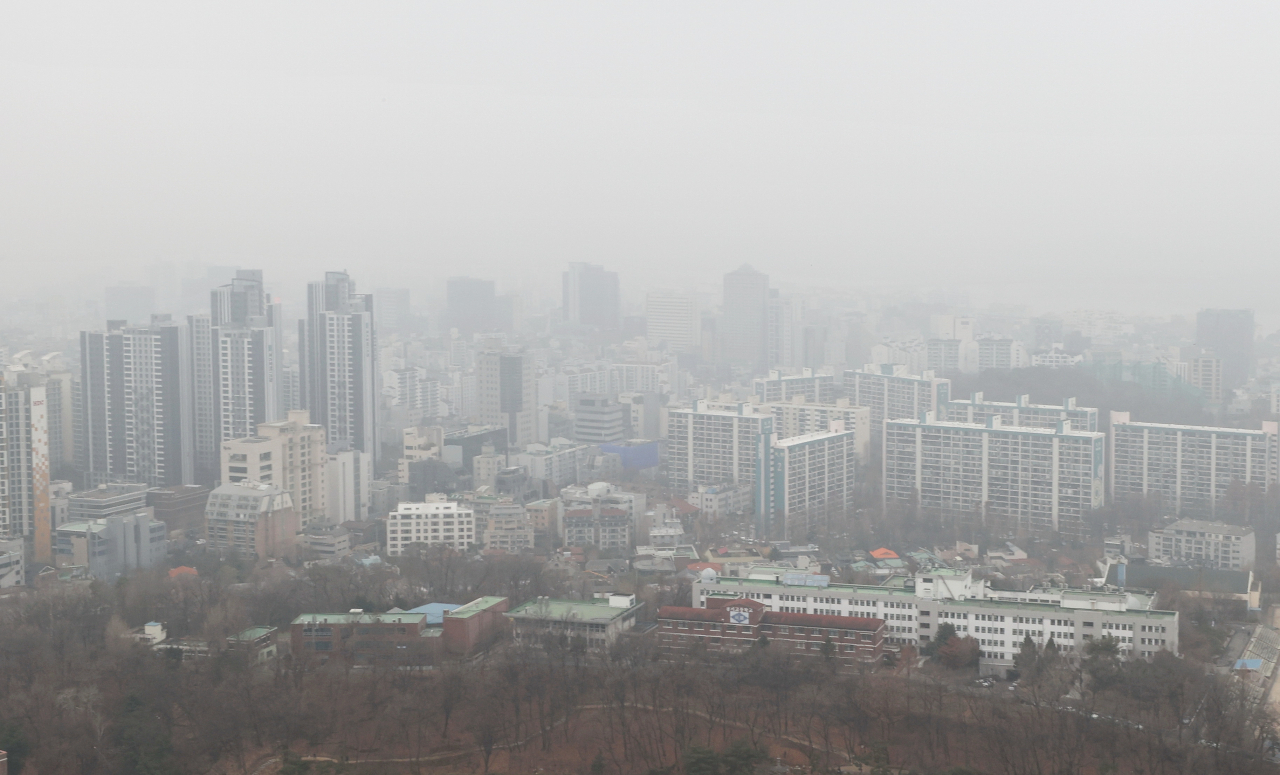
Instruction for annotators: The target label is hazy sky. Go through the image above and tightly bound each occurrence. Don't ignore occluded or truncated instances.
[2,3,1279,320]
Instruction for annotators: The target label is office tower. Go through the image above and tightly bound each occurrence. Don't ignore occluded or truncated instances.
[573,394,628,444]
[666,401,775,523]
[476,347,536,449]
[721,265,770,373]
[753,369,839,404]
[942,393,1098,431]
[766,291,801,370]
[645,290,700,353]
[77,316,193,490]
[844,364,951,440]
[0,372,51,562]
[446,277,502,334]
[1109,412,1278,515]
[1196,309,1254,392]
[760,426,858,540]
[299,271,378,458]
[374,287,412,333]
[563,263,620,329]
[103,285,156,325]
[884,414,1105,537]
[1147,519,1255,571]
[221,410,327,527]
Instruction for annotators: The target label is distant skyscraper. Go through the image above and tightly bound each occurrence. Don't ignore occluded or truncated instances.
[299,272,378,459]
[77,316,193,490]
[375,287,412,333]
[1196,309,1254,392]
[446,277,506,334]
[645,290,700,353]
[722,265,770,373]
[562,263,620,329]
[476,347,536,449]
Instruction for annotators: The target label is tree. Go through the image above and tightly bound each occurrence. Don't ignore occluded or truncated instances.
[683,745,720,775]
[923,622,957,657]
[1014,633,1039,679]
[938,636,980,670]
[720,739,767,775]
[591,750,607,775]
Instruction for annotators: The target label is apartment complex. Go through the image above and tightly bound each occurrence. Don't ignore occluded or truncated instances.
[1148,519,1256,570]
[884,414,1105,536]
[665,400,775,507]
[762,429,858,541]
[753,369,839,404]
[942,393,1098,432]
[1109,412,1278,515]
[843,364,951,439]
[221,410,328,527]
[386,498,476,555]
[694,567,1178,677]
[758,398,871,461]
[299,271,378,457]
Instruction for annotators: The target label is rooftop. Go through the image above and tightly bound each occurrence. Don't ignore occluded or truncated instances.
[1112,419,1272,435]
[446,596,507,619]
[888,417,1103,438]
[230,626,276,642]
[291,612,428,626]
[406,602,460,624]
[1158,519,1253,537]
[506,597,641,623]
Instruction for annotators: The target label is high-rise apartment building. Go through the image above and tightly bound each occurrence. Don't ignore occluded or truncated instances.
[766,292,801,370]
[753,369,839,404]
[665,401,775,524]
[884,414,1105,537]
[1196,309,1254,392]
[300,272,378,458]
[844,364,951,440]
[721,265,770,373]
[761,427,858,540]
[942,393,1098,432]
[0,372,51,562]
[645,290,699,353]
[1109,412,1278,515]
[758,399,871,462]
[562,263,620,330]
[476,348,536,449]
[77,316,193,490]
[221,410,327,527]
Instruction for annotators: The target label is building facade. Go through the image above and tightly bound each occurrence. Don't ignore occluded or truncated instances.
[721,265,771,373]
[759,398,871,461]
[386,498,476,555]
[753,369,839,405]
[476,348,536,449]
[1109,412,1278,515]
[762,428,858,541]
[506,594,643,651]
[221,411,328,527]
[665,401,774,514]
[843,364,951,439]
[942,393,1098,432]
[1148,519,1256,570]
[645,290,699,353]
[299,271,378,458]
[203,480,300,559]
[884,414,1105,537]
[0,372,52,562]
[55,510,167,580]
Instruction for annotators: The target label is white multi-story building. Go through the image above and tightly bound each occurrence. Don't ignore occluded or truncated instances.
[645,290,700,353]
[1148,519,1255,570]
[512,439,594,486]
[221,410,328,527]
[477,347,536,449]
[843,364,951,439]
[398,426,444,483]
[1109,412,1279,515]
[665,401,774,505]
[759,398,871,462]
[976,337,1029,371]
[300,272,378,460]
[326,442,373,524]
[763,428,858,540]
[386,498,476,555]
[610,362,668,395]
[942,393,1098,432]
[384,367,442,420]
[885,414,1105,537]
[752,369,839,404]
[0,537,24,588]
[694,567,1179,676]
[687,483,754,517]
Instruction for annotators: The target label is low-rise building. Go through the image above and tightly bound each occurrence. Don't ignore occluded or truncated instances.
[656,598,885,666]
[563,507,632,550]
[687,483,753,517]
[386,497,476,555]
[442,596,510,654]
[506,594,643,650]
[1147,519,1255,570]
[300,525,352,560]
[485,513,535,553]
[55,510,167,581]
[525,498,561,537]
[146,484,212,535]
[291,611,437,665]
[226,626,279,663]
[0,538,24,589]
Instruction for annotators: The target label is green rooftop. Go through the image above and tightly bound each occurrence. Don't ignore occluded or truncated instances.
[230,626,276,642]
[291,612,429,626]
[506,597,641,623]
[446,596,507,619]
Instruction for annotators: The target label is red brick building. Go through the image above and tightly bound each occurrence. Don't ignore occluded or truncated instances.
[291,611,438,666]
[656,598,886,666]
[442,596,509,654]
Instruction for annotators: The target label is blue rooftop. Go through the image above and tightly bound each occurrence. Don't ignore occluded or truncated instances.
[407,602,461,625]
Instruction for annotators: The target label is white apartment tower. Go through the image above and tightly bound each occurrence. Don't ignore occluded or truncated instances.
[884,414,1105,537]
[942,393,1098,432]
[843,364,951,439]
[1109,412,1279,515]
[300,272,378,459]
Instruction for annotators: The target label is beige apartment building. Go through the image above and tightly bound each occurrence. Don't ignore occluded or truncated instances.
[221,410,328,527]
